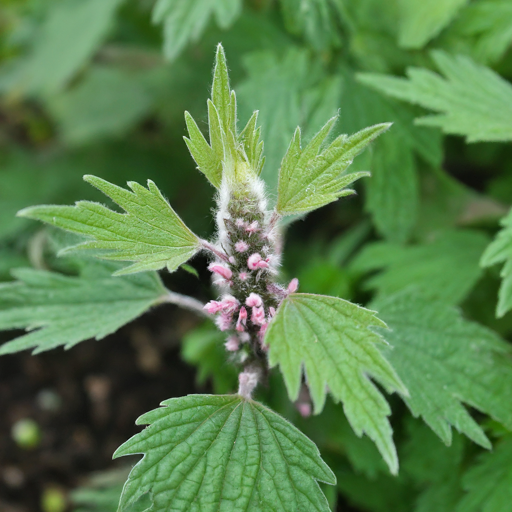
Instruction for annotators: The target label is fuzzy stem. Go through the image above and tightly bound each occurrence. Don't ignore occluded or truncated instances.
[200,239,230,262]
[160,291,209,317]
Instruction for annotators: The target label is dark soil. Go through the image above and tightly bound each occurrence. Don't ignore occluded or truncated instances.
[0,304,202,512]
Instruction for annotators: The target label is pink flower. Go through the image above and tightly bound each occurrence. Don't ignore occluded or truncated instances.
[239,272,248,281]
[247,253,269,270]
[251,306,266,326]
[219,295,239,314]
[236,307,247,332]
[245,221,259,234]
[208,263,232,280]
[229,256,236,264]
[225,336,240,352]
[204,300,223,314]
[235,218,245,228]
[245,293,262,308]
[269,306,276,318]
[215,312,232,331]
[287,278,299,294]
[234,241,249,253]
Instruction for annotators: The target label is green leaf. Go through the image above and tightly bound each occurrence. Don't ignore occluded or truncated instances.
[351,230,489,306]
[374,291,512,450]
[276,119,390,216]
[47,67,152,145]
[237,49,341,192]
[153,0,242,61]
[397,0,469,49]
[114,394,335,511]
[265,293,408,474]
[481,207,512,317]
[0,260,166,355]
[0,0,124,96]
[456,435,512,512]
[18,175,201,275]
[444,0,512,64]
[184,44,240,188]
[358,51,512,142]
[181,323,238,394]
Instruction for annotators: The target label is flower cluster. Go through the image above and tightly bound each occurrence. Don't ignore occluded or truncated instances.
[203,177,299,370]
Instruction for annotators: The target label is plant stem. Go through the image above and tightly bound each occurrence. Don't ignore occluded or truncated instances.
[160,292,209,317]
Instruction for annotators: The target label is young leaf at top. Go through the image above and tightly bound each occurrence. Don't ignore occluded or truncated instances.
[481,207,512,317]
[114,394,335,512]
[18,175,201,275]
[0,260,166,355]
[152,0,242,61]
[351,230,489,306]
[184,44,261,188]
[276,118,391,216]
[374,291,512,449]
[456,435,512,512]
[358,51,512,142]
[264,293,408,474]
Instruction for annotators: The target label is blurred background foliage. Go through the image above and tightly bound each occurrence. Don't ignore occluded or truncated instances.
[2,0,512,511]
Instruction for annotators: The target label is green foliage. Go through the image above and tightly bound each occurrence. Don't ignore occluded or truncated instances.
[358,51,512,142]
[265,293,407,474]
[276,118,390,215]
[114,394,335,511]
[18,176,201,275]
[181,323,238,394]
[0,260,165,355]
[352,230,489,305]
[374,291,512,449]
[481,207,512,317]
[0,0,124,96]
[456,435,512,512]
[153,0,243,61]
[397,0,469,49]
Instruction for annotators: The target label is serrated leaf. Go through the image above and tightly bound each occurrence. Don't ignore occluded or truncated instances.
[114,394,335,512]
[0,0,124,96]
[481,207,512,317]
[456,435,512,512]
[265,293,408,474]
[18,175,201,275]
[397,0,469,49]
[351,230,489,306]
[374,291,512,449]
[0,260,166,355]
[276,119,390,216]
[181,323,238,394]
[358,51,512,142]
[153,0,242,61]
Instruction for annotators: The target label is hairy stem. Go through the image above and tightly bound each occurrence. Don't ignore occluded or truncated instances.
[160,291,209,317]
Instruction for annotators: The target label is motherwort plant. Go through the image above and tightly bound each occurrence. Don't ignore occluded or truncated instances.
[2,45,408,511]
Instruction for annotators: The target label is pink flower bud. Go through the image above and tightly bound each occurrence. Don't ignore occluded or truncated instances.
[297,403,312,418]
[251,306,266,326]
[239,272,248,281]
[234,241,249,253]
[235,218,245,228]
[236,307,247,332]
[204,300,223,314]
[219,295,239,314]
[269,307,276,317]
[208,263,232,280]
[247,253,268,270]
[287,278,299,294]
[229,256,236,264]
[245,221,259,234]
[225,336,240,352]
[245,293,262,308]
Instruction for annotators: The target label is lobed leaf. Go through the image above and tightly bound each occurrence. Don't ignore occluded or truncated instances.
[358,51,512,142]
[0,261,166,355]
[18,175,201,275]
[152,0,242,61]
[276,119,391,216]
[114,394,335,512]
[374,291,512,449]
[456,435,512,512]
[481,207,512,317]
[265,293,408,474]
